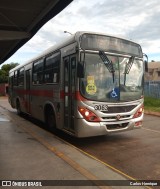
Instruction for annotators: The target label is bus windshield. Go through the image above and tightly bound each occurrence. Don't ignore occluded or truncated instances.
[80,53,144,102]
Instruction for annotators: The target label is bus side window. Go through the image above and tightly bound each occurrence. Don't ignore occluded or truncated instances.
[33,59,44,84]
[14,71,18,86]
[10,76,14,89]
[17,67,24,86]
[44,52,60,84]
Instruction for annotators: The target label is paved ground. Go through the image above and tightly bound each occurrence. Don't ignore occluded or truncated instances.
[63,114,160,181]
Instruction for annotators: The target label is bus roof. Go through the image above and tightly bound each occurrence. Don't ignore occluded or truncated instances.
[10,31,140,73]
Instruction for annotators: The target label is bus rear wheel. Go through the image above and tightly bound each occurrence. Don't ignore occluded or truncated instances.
[16,100,22,115]
[46,108,57,132]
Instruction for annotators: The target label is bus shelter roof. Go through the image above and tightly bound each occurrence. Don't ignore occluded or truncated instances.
[0,0,72,64]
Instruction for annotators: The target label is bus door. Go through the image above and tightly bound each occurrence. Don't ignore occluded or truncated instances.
[25,69,31,113]
[63,55,76,132]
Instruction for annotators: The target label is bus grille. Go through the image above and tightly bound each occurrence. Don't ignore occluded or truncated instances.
[102,115,130,120]
[107,123,129,130]
[102,105,136,114]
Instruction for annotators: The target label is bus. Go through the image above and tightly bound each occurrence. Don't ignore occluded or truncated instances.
[8,31,148,137]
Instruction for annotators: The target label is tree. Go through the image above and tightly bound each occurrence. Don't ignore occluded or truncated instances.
[0,63,19,83]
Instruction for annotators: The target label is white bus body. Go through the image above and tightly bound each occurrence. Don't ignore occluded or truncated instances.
[8,31,145,137]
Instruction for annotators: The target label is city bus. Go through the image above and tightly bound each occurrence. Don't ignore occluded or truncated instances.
[8,31,148,137]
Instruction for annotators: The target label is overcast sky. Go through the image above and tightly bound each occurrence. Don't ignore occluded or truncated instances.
[3,0,160,65]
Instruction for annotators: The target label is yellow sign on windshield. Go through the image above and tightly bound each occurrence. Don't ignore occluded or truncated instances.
[86,76,97,95]
[86,84,97,95]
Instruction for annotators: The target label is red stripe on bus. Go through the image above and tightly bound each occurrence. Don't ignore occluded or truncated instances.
[14,89,87,101]
[60,90,65,99]
[15,89,27,95]
[75,91,87,101]
[15,89,53,98]
[60,90,87,101]
[30,90,53,97]
[60,90,76,99]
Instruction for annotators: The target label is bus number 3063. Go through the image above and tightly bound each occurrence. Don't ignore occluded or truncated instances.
[94,105,108,111]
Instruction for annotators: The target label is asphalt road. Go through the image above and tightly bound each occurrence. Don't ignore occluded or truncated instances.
[0,97,160,184]
[62,116,160,181]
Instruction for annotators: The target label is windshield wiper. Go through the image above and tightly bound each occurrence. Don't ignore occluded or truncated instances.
[124,56,135,85]
[99,51,115,83]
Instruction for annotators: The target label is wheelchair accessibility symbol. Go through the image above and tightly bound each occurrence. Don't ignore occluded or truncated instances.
[111,88,118,98]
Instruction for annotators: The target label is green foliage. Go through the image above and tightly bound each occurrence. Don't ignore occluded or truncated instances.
[144,96,160,112]
[0,63,19,83]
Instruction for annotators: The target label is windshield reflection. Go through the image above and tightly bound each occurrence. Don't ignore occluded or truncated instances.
[80,53,143,102]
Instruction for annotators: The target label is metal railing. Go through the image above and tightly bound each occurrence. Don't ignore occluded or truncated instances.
[144,81,160,98]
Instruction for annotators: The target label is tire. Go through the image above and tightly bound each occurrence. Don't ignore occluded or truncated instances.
[16,100,22,115]
[46,108,57,132]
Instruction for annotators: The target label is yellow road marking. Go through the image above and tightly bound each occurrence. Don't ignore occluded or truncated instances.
[9,116,110,189]
[142,127,160,134]
[25,125,151,189]
[26,126,152,189]
[52,135,152,189]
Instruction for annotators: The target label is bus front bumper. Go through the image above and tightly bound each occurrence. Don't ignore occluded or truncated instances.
[76,118,142,138]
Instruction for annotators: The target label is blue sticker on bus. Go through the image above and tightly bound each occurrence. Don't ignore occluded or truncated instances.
[110,88,119,98]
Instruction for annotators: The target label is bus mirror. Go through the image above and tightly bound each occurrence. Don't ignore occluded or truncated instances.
[144,60,148,72]
[77,61,85,78]
[143,53,148,72]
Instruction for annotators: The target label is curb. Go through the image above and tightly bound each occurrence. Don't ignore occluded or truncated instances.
[144,110,160,117]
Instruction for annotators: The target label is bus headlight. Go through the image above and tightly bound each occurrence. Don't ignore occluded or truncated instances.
[78,107,100,122]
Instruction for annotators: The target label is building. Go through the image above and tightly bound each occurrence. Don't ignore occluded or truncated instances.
[0,83,8,96]
[145,61,160,81]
